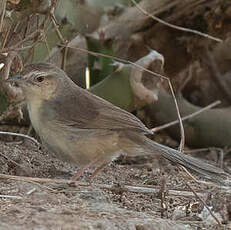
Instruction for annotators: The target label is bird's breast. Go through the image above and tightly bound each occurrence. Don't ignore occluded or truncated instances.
[27,100,69,160]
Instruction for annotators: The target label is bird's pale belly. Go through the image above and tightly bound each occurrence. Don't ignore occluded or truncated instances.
[43,128,121,165]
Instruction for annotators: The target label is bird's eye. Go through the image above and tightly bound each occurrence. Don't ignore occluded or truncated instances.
[36,76,44,82]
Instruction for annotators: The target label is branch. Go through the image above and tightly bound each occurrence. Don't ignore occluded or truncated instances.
[0,173,206,198]
[130,0,222,43]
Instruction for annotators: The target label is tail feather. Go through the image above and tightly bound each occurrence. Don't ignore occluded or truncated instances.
[144,137,230,186]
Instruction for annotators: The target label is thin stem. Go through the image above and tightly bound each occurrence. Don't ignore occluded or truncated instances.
[130,0,222,43]
[167,80,185,152]
[0,131,40,146]
[153,100,221,132]
[0,0,7,33]
[186,183,221,226]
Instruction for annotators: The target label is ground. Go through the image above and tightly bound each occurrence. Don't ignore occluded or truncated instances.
[0,138,230,230]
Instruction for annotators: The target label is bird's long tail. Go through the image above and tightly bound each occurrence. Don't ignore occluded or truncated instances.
[143,137,230,186]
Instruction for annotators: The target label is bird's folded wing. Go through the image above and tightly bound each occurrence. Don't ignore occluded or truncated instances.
[52,86,152,134]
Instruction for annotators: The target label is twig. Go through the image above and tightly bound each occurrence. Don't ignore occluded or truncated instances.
[0,131,40,146]
[0,194,22,199]
[185,147,222,154]
[160,176,167,218]
[0,0,7,33]
[43,35,51,57]
[178,165,216,187]
[50,13,64,43]
[152,100,221,132]
[2,43,40,52]
[168,80,185,152]
[0,19,11,49]
[23,45,35,65]
[60,45,170,81]
[0,173,206,198]
[130,0,222,43]
[26,188,36,195]
[5,21,21,48]
[186,183,221,226]
[50,12,68,71]
[0,30,42,53]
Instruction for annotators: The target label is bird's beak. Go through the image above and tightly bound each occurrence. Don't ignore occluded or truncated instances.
[6,74,23,83]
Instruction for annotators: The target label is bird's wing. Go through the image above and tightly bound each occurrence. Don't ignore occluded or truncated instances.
[47,85,151,135]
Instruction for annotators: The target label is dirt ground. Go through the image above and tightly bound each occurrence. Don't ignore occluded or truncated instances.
[0,137,230,230]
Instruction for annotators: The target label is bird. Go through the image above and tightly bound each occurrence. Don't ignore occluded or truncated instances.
[7,62,229,185]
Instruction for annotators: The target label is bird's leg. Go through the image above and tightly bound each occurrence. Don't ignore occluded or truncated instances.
[70,163,92,181]
[89,162,109,180]
[70,156,103,181]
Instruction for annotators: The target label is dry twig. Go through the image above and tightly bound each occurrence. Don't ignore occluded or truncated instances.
[0,0,7,33]
[159,176,168,218]
[0,173,206,198]
[186,183,221,226]
[0,194,22,199]
[0,131,40,146]
[152,100,221,132]
[0,30,42,53]
[130,0,222,43]
[50,11,68,71]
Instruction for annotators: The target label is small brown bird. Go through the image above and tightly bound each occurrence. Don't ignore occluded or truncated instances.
[7,63,229,184]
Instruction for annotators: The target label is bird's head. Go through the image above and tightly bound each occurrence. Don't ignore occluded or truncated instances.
[7,63,67,100]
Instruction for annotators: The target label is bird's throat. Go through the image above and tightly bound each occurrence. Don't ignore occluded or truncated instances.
[27,99,43,135]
